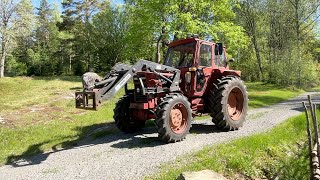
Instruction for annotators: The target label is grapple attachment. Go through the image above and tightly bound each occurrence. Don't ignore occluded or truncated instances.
[75,91,100,110]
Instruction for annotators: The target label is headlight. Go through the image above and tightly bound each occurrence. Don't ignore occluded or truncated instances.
[185,72,191,84]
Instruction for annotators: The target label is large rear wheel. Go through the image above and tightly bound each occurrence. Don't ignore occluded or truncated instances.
[113,95,145,133]
[208,76,248,130]
[156,93,192,143]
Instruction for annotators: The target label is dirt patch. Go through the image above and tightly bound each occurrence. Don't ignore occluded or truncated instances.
[0,117,5,124]
[0,90,84,128]
[20,76,33,81]
[0,116,15,128]
[0,95,76,128]
[63,93,74,100]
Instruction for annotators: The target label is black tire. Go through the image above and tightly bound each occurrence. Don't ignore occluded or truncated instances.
[208,76,248,130]
[155,93,192,143]
[113,95,145,133]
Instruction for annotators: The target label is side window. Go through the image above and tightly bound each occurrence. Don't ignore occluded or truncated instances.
[214,44,227,67]
[199,44,212,67]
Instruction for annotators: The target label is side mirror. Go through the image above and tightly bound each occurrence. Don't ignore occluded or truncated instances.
[228,58,235,63]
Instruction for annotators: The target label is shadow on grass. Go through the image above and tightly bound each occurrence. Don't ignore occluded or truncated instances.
[70,87,82,91]
[5,122,116,167]
[5,121,226,167]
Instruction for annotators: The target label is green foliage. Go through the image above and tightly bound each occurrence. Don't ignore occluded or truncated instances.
[5,55,27,76]
[125,0,249,60]
[149,113,313,179]
[235,0,319,87]
[91,4,128,72]
[1,0,319,89]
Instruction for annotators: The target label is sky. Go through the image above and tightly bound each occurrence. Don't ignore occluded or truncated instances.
[32,0,61,8]
[31,0,124,10]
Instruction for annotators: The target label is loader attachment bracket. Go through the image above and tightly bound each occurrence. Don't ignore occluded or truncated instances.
[75,91,100,110]
[76,60,181,110]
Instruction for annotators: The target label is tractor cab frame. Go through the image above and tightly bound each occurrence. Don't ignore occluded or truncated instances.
[163,38,241,112]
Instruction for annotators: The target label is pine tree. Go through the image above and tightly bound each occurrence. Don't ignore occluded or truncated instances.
[32,0,60,76]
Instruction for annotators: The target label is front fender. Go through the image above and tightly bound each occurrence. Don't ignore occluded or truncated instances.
[221,70,241,77]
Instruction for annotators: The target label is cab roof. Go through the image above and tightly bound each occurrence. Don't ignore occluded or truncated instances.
[168,38,215,48]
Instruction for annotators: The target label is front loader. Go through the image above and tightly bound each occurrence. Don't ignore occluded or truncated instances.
[75,37,248,143]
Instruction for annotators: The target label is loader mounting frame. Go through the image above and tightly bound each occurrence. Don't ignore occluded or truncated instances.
[75,60,181,110]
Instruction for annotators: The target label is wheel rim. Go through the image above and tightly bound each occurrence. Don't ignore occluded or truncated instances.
[170,103,188,134]
[227,87,244,121]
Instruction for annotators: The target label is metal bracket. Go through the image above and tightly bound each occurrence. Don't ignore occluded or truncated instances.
[75,91,100,110]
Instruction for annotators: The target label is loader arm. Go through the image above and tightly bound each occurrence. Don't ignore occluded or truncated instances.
[75,60,181,110]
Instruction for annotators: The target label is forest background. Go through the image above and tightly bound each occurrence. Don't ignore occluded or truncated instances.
[1,0,320,87]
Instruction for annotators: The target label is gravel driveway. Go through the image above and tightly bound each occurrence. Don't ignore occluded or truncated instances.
[0,92,319,180]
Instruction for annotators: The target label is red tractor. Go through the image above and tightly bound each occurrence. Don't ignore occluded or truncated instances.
[75,37,248,143]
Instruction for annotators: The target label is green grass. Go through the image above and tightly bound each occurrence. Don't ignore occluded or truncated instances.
[0,76,125,164]
[246,82,304,108]
[0,77,306,165]
[0,76,80,113]
[148,112,314,179]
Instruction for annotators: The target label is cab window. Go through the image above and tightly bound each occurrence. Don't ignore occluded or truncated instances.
[199,44,212,67]
[164,42,196,68]
[214,44,227,67]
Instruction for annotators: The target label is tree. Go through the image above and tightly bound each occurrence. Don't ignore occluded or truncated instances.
[0,0,34,78]
[60,0,104,75]
[91,3,128,72]
[125,0,249,63]
[235,0,319,86]
[31,0,61,76]
[236,0,264,80]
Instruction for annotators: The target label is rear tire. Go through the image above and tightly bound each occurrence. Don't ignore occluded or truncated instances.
[113,95,145,133]
[156,93,192,143]
[208,76,248,130]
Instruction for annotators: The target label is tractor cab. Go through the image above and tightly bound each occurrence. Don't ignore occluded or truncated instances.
[164,38,228,69]
[163,38,230,97]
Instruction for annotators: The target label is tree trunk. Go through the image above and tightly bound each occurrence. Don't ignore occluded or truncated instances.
[252,34,263,81]
[293,0,302,87]
[69,54,72,73]
[0,51,5,78]
[156,35,162,63]
[0,39,6,78]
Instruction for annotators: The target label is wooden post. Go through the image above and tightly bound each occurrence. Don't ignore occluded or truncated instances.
[304,101,314,179]
[309,96,320,164]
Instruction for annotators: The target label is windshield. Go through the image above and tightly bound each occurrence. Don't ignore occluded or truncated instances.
[164,42,196,68]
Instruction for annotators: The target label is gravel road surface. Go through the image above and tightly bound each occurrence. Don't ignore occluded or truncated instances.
[0,92,319,180]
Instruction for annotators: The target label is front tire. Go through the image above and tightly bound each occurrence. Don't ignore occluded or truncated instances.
[208,76,248,130]
[156,93,192,143]
[113,95,145,133]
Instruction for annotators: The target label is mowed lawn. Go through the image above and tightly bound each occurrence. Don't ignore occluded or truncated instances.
[0,77,305,165]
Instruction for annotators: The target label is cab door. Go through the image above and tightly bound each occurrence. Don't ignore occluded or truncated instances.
[192,42,214,97]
